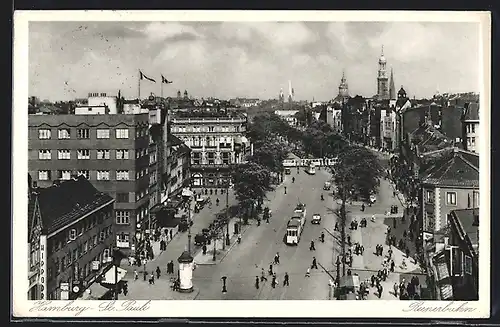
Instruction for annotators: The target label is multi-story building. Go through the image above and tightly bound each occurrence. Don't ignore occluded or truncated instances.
[274,110,299,127]
[167,134,191,197]
[169,108,250,188]
[28,175,115,300]
[420,148,479,240]
[75,92,118,115]
[462,102,480,153]
[28,112,151,255]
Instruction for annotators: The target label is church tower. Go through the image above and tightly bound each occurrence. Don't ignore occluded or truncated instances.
[338,70,349,98]
[389,67,396,100]
[377,45,389,100]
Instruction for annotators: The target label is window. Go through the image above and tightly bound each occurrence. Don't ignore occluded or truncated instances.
[38,170,51,181]
[57,150,71,160]
[58,128,70,139]
[117,233,130,243]
[464,255,473,275]
[97,170,110,180]
[446,192,457,205]
[426,190,434,203]
[77,128,90,139]
[116,193,129,203]
[116,170,130,181]
[69,229,77,241]
[471,124,475,133]
[58,170,72,180]
[116,129,129,139]
[77,149,90,160]
[38,129,51,139]
[77,170,89,179]
[116,150,129,160]
[97,149,110,160]
[471,137,476,147]
[96,129,110,139]
[38,150,51,160]
[116,210,130,224]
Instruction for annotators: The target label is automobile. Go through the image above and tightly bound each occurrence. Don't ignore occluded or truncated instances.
[311,213,322,224]
[194,233,207,246]
[284,168,291,175]
[323,181,331,190]
[369,194,377,203]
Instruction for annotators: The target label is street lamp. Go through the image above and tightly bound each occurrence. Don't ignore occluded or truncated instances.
[221,276,228,293]
[212,230,217,261]
[225,174,230,246]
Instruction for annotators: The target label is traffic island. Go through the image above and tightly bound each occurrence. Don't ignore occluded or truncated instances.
[193,217,251,265]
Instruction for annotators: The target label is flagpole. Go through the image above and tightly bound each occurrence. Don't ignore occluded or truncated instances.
[138,69,141,100]
[161,79,163,99]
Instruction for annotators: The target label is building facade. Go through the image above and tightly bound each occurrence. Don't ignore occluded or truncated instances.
[462,103,480,153]
[28,112,150,255]
[420,148,479,238]
[169,108,250,188]
[75,92,118,115]
[274,110,299,127]
[28,175,115,300]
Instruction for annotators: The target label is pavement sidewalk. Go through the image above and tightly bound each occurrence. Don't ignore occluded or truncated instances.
[194,216,251,265]
[121,276,200,300]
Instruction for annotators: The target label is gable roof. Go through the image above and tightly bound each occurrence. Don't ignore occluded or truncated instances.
[463,102,479,121]
[410,123,454,152]
[421,148,479,187]
[450,208,479,251]
[33,176,114,235]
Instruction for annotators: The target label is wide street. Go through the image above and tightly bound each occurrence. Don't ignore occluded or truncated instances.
[122,150,425,300]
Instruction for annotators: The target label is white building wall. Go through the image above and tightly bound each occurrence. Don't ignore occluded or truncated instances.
[88,96,117,114]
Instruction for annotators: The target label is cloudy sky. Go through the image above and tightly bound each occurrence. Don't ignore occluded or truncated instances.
[29,21,481,102]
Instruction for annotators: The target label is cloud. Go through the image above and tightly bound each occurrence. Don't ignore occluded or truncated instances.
[142,22,203,42]
[28,21,481,102]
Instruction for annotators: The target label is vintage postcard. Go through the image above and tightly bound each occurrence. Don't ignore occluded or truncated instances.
[12,10,491,319]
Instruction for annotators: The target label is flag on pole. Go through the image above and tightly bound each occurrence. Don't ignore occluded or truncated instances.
[161,75,173,84]
[139,71,156,83]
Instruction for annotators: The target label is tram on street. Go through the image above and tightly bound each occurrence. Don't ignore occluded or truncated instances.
[286,216,305,245]
[306,162,316,175]
[286,203,307,245]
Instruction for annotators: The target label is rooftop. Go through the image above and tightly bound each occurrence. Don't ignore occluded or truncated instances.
[410,123,454,152]
[171,108,246,120]
[450,207,479,248]
[463,102,480,121]
[30,176,114,235]
[421,148,479,187]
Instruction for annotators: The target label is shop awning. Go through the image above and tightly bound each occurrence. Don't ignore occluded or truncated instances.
[84,282,113,300]
[101,266,127,285]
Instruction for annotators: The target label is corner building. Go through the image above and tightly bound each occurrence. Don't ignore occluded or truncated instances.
[28,113,151,255]
[169,108,250,188]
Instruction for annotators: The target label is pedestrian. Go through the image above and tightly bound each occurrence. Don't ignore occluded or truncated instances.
[156,266,161,279]
[360,245,365,255]
[284,186,287,194]
[405,248,410,259]
[377,284,383,298]
[255,276,260,289]
[305,268,311,277]
[320,232,325,243]
[269,264,274,275]
[334,222,338,231]
[169,229,173,241]
[271,274,277,288]
[134,270,138,281]
[275,252,280,265]
[370,275,375,287]
[143,270,148,281]
[391,260,395,272]
[149,273,155,285]
[361,203,365,212]
[283,272,290,286]
[312,257,318,269]
[310,240,316,251]
[379,245,383,257]
[123,283,128,296]
[261,268,268,282]
[393,282,399,297]
[347,236,351,246]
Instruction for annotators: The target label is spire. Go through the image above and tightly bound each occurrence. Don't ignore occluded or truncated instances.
[379,45,386,63]
[389,68,396,100]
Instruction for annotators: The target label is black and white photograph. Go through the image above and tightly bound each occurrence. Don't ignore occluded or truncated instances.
[13,10,490,318]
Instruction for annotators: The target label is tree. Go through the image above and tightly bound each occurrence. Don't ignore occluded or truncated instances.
[331,146,383,276]
[231,161,274,223]
[250,139,289,180]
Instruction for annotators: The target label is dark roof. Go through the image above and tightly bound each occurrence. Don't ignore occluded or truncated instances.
[463,103,479,121]
[35,176,114,235]
[287,217,302,227]
[410,123,454,152]
[178,250,193,263]
[451,208,479,248]
[169,133,183,146]
[422,148,479,187]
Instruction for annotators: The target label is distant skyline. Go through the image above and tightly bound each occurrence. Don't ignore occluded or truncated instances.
[29,21,481,102]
